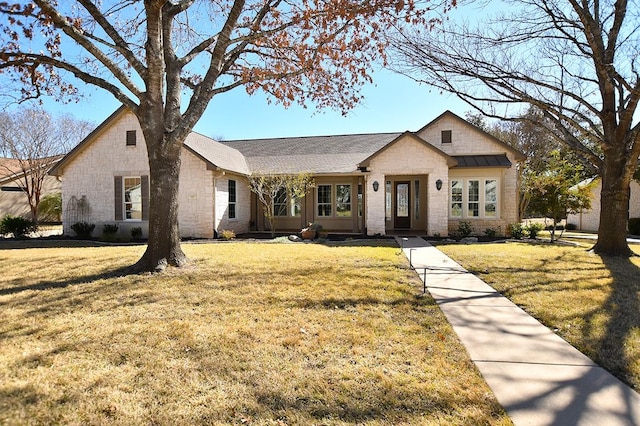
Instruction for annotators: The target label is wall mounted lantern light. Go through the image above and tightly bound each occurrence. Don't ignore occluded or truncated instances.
[436,179,443,191]
[372,180,380,192]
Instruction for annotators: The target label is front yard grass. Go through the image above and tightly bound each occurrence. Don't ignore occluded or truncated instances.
[439,242,640,391]
[0,243,510,425]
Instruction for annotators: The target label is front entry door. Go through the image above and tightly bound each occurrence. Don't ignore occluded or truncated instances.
[394,181,411,229]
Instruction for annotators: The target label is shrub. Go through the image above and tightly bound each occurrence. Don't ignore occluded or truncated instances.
[38,193,62,222]
[526,223,544,239]
[71,221,95,239]
[131,227,143,239]
[103,224,119,235]
[484,228,497,238]
[101,224,119,241]
[220,229,236,240]
[509,223,524,239]
[565,223,577,231]
[629,218,640,236]
[545,224,565,231]
[456,220,473,238]
[0,215,37,238]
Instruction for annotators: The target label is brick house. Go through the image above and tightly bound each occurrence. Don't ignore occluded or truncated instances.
[566,178,640,232]
[49,107,525,238]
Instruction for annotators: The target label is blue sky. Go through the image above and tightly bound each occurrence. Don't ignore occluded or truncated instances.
[33,66,471,141]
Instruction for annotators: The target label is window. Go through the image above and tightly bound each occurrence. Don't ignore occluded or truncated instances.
[290,196,302,217]
[1,186,23,192]
[485,180,497,217]
[357,183,363,217]
[228,179,236,219]
[126,130,137,146]
[468,180,479,217]
[450,178,499,219]
[124,177,142,219]
[274,188,287,216]
[414,180,420,220]
[451,180,463,217]
[115,175,148,221]
[336,184,352,217]
[385,181,392,219]
[317,185,332,216]
[441,130,452,144]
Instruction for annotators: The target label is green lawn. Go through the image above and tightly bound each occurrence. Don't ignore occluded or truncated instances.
[439,241,640,391]
[0,242,510,425]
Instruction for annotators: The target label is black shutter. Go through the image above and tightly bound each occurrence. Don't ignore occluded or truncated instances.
[114,176,123,220]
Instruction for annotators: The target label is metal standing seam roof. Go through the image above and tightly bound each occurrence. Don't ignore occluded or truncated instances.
[220,133,402,174]
[452,154,512,168]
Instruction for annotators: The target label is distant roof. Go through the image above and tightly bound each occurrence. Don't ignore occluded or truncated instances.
[221,133,402,174]
[1,156,63,184]
[452,154,512,168]
[0,157,24,179]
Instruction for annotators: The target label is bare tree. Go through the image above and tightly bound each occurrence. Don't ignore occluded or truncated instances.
[0,108,93,222]
[0,0,447,271]
[248,173,315,237]
[390,0,640,256]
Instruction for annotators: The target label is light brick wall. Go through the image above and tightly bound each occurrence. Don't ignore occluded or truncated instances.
[418,113,521,236]
[214,174,250,235]
[60,110,215,238]
[567,179,640,232]
[418,114,502,156]
[448,167,519,236]
[177,149,215,238]
[366,135,450,236]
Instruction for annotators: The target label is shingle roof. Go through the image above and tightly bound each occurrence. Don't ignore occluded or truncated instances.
[184,132,249,175]
[452,154,512,168]
[221,133,402,174]
[2,156,63,184]
[0,157,24,180]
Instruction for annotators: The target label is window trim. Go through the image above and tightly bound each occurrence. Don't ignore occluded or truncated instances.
[316,183,355,218]
[335,183,352,218]
[317,184,332,217]
[123,176,143,221]
[450,178,500,219]
[228,179,237,220]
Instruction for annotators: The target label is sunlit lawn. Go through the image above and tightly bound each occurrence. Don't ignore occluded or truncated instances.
[439,241,640,391]
[0,242,510,425]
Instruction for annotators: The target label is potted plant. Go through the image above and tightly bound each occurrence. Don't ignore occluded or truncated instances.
[301,222,322,239]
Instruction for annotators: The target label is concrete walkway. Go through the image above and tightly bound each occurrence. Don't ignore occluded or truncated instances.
[396,236,640,426]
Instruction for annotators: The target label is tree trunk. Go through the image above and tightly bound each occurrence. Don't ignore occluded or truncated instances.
[132,131,187,272]
[593,156,633,256]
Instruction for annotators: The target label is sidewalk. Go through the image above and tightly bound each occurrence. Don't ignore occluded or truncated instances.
[396,237,640,426]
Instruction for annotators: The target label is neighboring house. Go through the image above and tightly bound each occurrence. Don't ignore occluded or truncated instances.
[49,107,525,238]
[0,157,62,220]
[566,177,640,232]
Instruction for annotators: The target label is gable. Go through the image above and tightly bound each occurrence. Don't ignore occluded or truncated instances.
[417,111,526,160]
[50,107,247,177]
[359,132,456,170]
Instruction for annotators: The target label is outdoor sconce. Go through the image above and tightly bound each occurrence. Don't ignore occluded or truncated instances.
[373,180,379,192]
[436,179,443,191]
